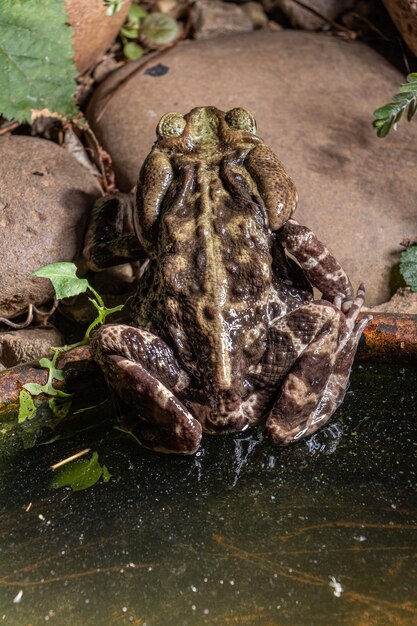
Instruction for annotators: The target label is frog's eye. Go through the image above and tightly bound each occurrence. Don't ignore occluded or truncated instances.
[225,108,256,134]
[157,112,186,138]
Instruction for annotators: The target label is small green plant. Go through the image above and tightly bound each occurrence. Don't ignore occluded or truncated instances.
[400,246,417,292]
[103,0,124,16]
[373,73,417,137]
[120,5,178,60]
[33,262,124,348]
[0,0,78,123]
[18,262,124,421]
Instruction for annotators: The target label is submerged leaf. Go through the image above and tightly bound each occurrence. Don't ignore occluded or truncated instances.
[0,0,78,122]
[18,390,37,423]
[33,262,89,300]
[51,451,111,491]
[48,396,72,419]
[400,246,417,292]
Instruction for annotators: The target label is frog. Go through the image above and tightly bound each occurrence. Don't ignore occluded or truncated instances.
[83,106,370,455]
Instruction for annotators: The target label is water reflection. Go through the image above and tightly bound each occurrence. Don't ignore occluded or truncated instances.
[0,363,416,625]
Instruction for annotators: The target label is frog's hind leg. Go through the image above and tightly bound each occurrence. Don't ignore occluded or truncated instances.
[265,286,369,445]
[90,324,202,454]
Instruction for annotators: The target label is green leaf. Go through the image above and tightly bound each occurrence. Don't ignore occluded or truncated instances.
[372,73,417,137]
[123,41,144,60]
[51,451,111,491]
[39,357,65,381]
[128,4,148,23]
[33,262,89,300]
[120,25,139,39]
[23,382,44,396]
[400,246,417,292]
[0,0,78,123]
[48,396,72,418]
[140,12,178,49]
[103,0,124,16]
[18,390,37,423]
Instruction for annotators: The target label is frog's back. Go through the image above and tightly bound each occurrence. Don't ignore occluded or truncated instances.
[134,106,289,399]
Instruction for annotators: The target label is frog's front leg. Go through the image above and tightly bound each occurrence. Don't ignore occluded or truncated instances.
[83,192,148,271]
[265,286,370,445]
[90,325,202,454]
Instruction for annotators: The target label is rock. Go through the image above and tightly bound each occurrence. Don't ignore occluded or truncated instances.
[0,327,64,368]
[265,0,355,29]
[367,288,417,315]
[241,2,269,28]
[0,136,102,318]
[382,0,417,57]
[66,0,132,74]
[87,31,417,306]
[192,0,253,39]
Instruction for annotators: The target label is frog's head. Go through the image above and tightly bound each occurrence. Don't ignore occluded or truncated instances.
[156,106,258,152]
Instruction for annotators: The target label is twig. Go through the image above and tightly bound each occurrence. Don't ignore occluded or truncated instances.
[291,0,357,39]
[350,11,390,41]
[0,305,34,329]
[50,448,91,470]
[0,121,19,136]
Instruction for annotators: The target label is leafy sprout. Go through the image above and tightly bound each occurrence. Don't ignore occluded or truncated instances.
[18,262,124,420]
[373,73,417,137]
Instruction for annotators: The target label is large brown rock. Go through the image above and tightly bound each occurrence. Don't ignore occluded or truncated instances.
[0,327,64,368]
[383,0,417,57]
[87,31,417,306]
[0,136,102,318]
[66,0,132,74]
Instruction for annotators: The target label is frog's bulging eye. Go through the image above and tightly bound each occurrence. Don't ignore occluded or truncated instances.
[225,108,256,134]
[157,112,186,138]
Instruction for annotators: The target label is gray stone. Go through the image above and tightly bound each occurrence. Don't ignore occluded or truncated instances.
[87,31,417,306]
[0,136,102,318]
[192,0,253,39]
[0,327,64,368]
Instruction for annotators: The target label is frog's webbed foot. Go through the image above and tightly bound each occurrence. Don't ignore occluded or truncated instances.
[91,325,202,454]
[265,285,371,445]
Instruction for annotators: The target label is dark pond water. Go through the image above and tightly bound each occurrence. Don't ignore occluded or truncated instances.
[0,363,416,626]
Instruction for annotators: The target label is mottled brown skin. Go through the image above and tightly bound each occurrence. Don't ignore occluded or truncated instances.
[84,106,369,454]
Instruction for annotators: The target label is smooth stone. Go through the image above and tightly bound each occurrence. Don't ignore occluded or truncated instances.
[0,327,64,368]
[0,136,102,318]
[87,31,417,306]
[192,0,253,39]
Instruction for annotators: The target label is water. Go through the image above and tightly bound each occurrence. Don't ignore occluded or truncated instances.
[0,363,416,625]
